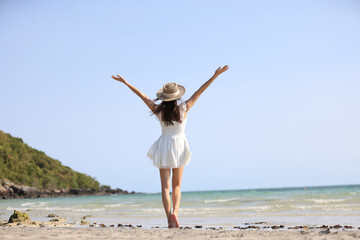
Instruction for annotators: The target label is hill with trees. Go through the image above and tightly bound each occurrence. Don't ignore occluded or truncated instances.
[0,130,100,190]
[0,130,133,199]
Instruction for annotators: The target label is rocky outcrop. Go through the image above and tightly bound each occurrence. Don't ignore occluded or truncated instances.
[0,179,135,199]
[8,210,31,223]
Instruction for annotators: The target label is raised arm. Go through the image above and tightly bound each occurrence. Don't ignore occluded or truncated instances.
[111,74,157,113]
[185,65,229,112]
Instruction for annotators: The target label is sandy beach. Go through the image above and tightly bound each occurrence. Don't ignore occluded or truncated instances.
[1,226,360,240]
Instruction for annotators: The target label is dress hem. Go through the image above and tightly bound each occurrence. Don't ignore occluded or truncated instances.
[147,153,192,169]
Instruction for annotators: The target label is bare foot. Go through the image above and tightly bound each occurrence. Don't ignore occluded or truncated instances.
[171,213,180,228]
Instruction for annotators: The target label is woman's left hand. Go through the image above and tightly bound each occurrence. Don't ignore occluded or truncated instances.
[214,65,229,76]
[111,74,128,84]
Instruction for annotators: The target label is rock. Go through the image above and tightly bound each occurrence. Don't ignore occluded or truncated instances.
[344,225,353,229]
[119,224,130,228]
[279,225,284,228]
[10,185,26,196]
[80,220,90,225]
[248,225,259,229]
[2,179,12,187]
[194,225,202,228]
[8,210,31,223]
[321,228,330,234]
[39,223,45,227]
[49,218,67,222]
[109,225,114,227]
[332,225,342,229]
[288,226,304,229]
[0,180,135,199]
[271,226,279,229]
[317,225,328,229]
[99,223,106,227]
[47,214,59,218]
[254,221,266,224]
[69,189,81,195]
[136,225,142,228]
[183,226,192,229]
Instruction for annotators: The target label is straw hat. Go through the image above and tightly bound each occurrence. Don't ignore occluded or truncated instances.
[156,83,185,102]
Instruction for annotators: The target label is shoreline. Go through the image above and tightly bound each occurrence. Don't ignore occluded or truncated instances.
[1,226,360,240]
[0,180,135,200]
[1,209,359,239]
[2,218,359,230]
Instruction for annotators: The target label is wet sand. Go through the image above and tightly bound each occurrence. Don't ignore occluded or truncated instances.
[1,226,359,240]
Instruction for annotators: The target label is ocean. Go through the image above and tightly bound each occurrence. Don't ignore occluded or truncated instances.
[1,185,359,228]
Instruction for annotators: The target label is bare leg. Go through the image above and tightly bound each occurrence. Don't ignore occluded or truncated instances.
[159,168,172,227]
[171,167,184,228]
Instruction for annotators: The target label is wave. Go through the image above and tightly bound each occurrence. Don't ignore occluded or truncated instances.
[104,203,141,208]
[6,206,105,212]
[20,202,36,207]
[72,208,105,212]
[20,202,47,207]
[104,203,124,207]
[305,199,345,203]
[204,198,240,203]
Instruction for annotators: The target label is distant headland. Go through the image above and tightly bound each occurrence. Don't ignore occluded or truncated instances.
[0,130,134,199]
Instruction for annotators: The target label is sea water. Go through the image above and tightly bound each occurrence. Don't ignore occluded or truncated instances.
[1,185,359,228]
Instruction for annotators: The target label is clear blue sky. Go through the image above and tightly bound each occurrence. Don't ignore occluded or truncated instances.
[0,0,359,193]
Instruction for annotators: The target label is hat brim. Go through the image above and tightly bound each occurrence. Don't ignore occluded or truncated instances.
[156,85,185,102]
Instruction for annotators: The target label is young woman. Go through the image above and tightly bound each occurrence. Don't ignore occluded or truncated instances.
[111,65,229,228]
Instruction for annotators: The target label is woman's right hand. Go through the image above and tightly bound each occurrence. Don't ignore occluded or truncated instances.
[214,65,229,76]
[111,74,128,84]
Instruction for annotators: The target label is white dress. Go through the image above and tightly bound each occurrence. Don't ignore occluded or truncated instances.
[147,102,192,169]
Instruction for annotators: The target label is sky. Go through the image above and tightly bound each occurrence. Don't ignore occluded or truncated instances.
[0,0,359,193]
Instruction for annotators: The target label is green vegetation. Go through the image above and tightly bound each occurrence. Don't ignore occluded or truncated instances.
[0,130,100,190]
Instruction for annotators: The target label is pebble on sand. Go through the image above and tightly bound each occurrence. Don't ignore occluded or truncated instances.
[49,218,67,222]
[80,220,90,225]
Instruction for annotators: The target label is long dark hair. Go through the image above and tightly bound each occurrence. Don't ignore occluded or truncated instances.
[152,100,182,126]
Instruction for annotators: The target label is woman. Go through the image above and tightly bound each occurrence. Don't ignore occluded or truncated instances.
[111,65,229,228]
